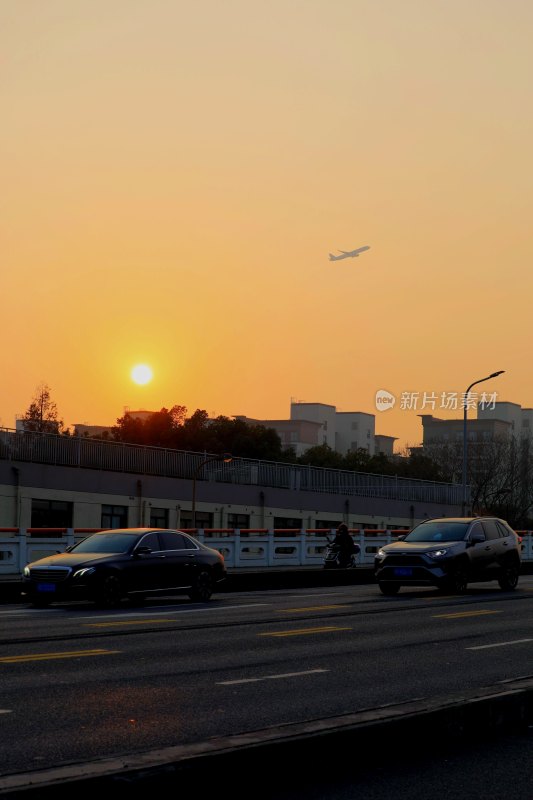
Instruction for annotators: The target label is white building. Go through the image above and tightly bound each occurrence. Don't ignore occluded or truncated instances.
[237,402,397,457]
[290,402,396,456]
[375,434,398,456]
[234,416,323,458]
[289,402,337,449]
[335,411,375,455]
[477,401,533,439]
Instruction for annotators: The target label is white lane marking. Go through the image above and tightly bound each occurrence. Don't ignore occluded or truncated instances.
[1,609,53,616]
[0,612,31,617]
[0,709,13,714]
[278,605,349,613]
[77,603,270,620]
[217,668,329,686]
[466,638,533,651]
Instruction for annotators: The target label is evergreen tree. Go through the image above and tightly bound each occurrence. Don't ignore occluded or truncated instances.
[22,383,64,434]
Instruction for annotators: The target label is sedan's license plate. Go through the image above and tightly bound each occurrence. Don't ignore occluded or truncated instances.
[394,567,413,577]
[36,583,56,593]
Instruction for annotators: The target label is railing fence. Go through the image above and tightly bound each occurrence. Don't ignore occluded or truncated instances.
[0,528,531,575]
[0,427,463,505]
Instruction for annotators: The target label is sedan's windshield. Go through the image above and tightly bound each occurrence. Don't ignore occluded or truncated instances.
[405,521,470,543]
[71,533,139,554]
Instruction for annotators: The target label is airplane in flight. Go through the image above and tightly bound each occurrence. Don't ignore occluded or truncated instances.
[328,245,370,261]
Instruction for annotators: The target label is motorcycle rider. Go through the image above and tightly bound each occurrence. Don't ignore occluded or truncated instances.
[332,523,358,567]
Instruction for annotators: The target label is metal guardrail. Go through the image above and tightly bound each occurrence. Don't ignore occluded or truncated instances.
[0,528,530,574]
[0,428,463,505]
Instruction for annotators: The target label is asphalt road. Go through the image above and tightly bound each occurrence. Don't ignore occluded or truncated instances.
[2,578,533,787]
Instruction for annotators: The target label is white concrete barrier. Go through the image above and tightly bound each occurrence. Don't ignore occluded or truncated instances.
[1,528,530,574]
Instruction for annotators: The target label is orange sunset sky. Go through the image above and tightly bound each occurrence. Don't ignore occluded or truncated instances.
[2,1,533,451]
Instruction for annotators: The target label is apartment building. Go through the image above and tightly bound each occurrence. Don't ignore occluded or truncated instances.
[477,401,533,439]
[233,417,323,458]
[237,402,397,457]
[419,414,512,445]
[289,402,337,449]
[419,401,533,447]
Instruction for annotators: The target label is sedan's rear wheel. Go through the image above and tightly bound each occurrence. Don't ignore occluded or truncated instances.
[94,574,123,608]
[498,564,519,591]
[188,569,214,602]
[128,593,146,607]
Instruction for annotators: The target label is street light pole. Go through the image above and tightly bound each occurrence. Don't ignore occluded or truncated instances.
[462,370,505,515]
[191,453,232,529]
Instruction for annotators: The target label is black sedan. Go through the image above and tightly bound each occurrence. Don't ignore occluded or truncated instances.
[21,528,227,608]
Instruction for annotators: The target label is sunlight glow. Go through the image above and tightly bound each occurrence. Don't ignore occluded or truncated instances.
[131,365,153,385]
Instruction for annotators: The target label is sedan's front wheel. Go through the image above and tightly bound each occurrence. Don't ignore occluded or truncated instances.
[188,569,214,602]
[94,574,123,608]
[378,582,400,596]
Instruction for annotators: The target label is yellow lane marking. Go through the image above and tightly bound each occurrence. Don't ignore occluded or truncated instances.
[277,605,349,613]
[0,649,119,663]
[259,626,351,638]
[85,619,172,627]
[433,610,502,620]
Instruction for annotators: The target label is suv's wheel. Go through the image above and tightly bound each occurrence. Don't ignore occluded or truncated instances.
[445,563,468,594]
[498,564,519,591]
[378,582,400,596]
[188,569,214,602]
[94,573,123,608]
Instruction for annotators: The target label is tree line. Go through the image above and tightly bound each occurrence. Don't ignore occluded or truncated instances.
[19,384,443,473]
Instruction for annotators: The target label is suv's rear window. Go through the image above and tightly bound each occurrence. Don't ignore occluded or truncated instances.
[405,521,470,542]
[496,520,513,538]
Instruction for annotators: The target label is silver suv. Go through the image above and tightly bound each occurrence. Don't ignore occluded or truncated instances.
[374,516,521,596]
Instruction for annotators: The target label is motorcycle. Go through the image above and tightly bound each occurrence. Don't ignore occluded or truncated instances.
[323,537,361,569]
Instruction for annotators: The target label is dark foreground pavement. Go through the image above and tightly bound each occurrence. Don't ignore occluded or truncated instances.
[2,566,533,798]
[2,676,533,798]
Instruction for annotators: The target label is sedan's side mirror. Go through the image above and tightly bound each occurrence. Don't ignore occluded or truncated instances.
[469,532,485,545]
[134,546,152,556]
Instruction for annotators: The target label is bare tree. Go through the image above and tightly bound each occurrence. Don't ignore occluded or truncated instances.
[21,383,64,434]
[422,436,533,527]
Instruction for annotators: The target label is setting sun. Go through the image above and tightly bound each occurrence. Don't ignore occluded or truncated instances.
[131,365,153,386]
